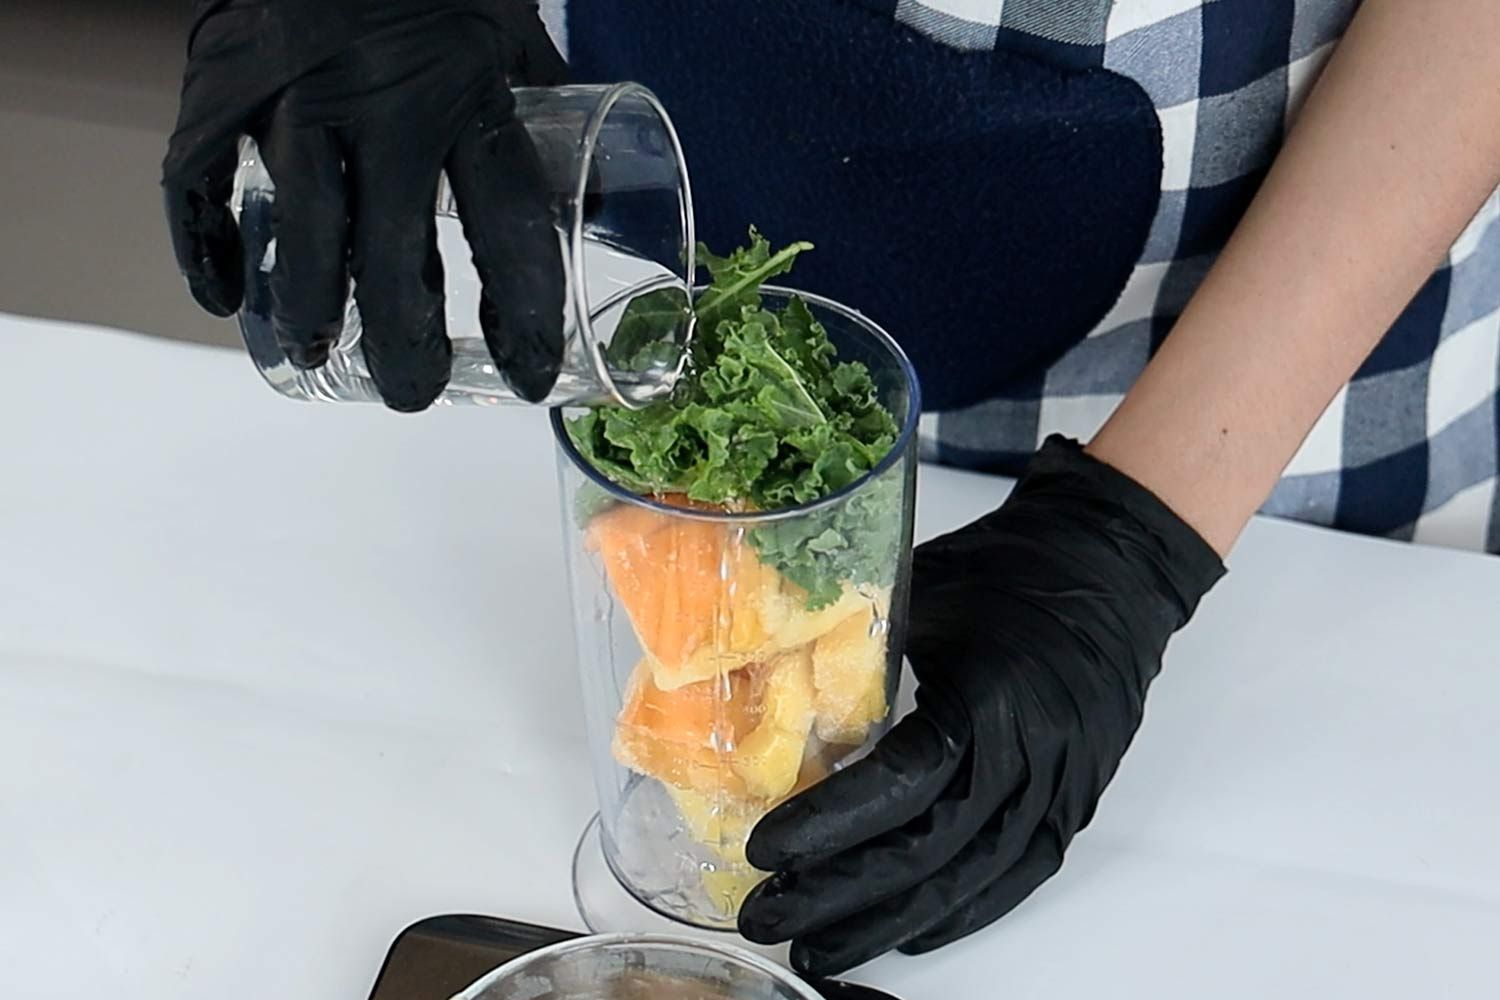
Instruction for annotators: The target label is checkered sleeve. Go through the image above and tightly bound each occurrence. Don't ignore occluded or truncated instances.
[911,0,1500,556]
[556,0,1500,554]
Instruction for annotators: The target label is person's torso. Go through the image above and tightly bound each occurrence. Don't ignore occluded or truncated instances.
[544,0,1500,555]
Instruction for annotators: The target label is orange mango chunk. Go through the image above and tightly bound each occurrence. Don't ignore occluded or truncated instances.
[612,662,758,795]
[587,498,777,690]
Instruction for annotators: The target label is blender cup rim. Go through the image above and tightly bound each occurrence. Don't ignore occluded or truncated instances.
[450,931,827,1000]
[550,284,922,525]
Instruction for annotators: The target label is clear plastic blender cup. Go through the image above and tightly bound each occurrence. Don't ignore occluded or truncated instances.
[230,82,695,408]
[553,288,921,933]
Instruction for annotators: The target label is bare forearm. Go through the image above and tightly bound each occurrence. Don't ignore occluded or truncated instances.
[1088,0,1500,555]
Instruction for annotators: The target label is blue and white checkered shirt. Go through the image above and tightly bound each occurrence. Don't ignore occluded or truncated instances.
[547,0,1500,555]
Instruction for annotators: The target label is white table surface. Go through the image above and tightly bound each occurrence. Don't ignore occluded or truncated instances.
[3,312,1499,1000]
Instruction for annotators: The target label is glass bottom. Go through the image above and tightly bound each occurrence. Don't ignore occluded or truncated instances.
[571,814,791,967]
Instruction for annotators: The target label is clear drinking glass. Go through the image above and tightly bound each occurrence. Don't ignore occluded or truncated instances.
[553,288,920,932]
[453,934,825,1000]
[230,83,695,408]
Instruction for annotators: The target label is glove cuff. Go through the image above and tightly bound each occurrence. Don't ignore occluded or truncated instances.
[1019,434,1227,622]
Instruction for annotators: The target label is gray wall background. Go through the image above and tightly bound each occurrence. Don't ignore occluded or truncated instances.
[0,0,238,347]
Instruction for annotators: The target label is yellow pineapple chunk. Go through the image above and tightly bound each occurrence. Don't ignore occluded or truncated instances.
[758,580,869,652]
[700,864,764,918]
[731,648,817,799]
[811,603,891,745]
[667,785,757,865]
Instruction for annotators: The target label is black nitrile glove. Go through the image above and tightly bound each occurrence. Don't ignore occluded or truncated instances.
[739,435,1226,977]
[162,0,568,410]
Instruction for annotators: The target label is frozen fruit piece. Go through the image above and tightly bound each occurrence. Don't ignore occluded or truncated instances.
[586,500,718,682]
[732,648,817,800]
[812,602,891,745]
[667,785,758,865]
[701,863,764,919]
[613,662,758,795]
[758,579,870,652]
[659,543,782,689]
[587,498,777,690]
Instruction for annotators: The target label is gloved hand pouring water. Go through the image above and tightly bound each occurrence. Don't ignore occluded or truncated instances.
[162,0,568,410]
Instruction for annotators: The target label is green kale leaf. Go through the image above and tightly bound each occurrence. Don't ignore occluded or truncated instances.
[566,229,904,609]
[605,287,690,373]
